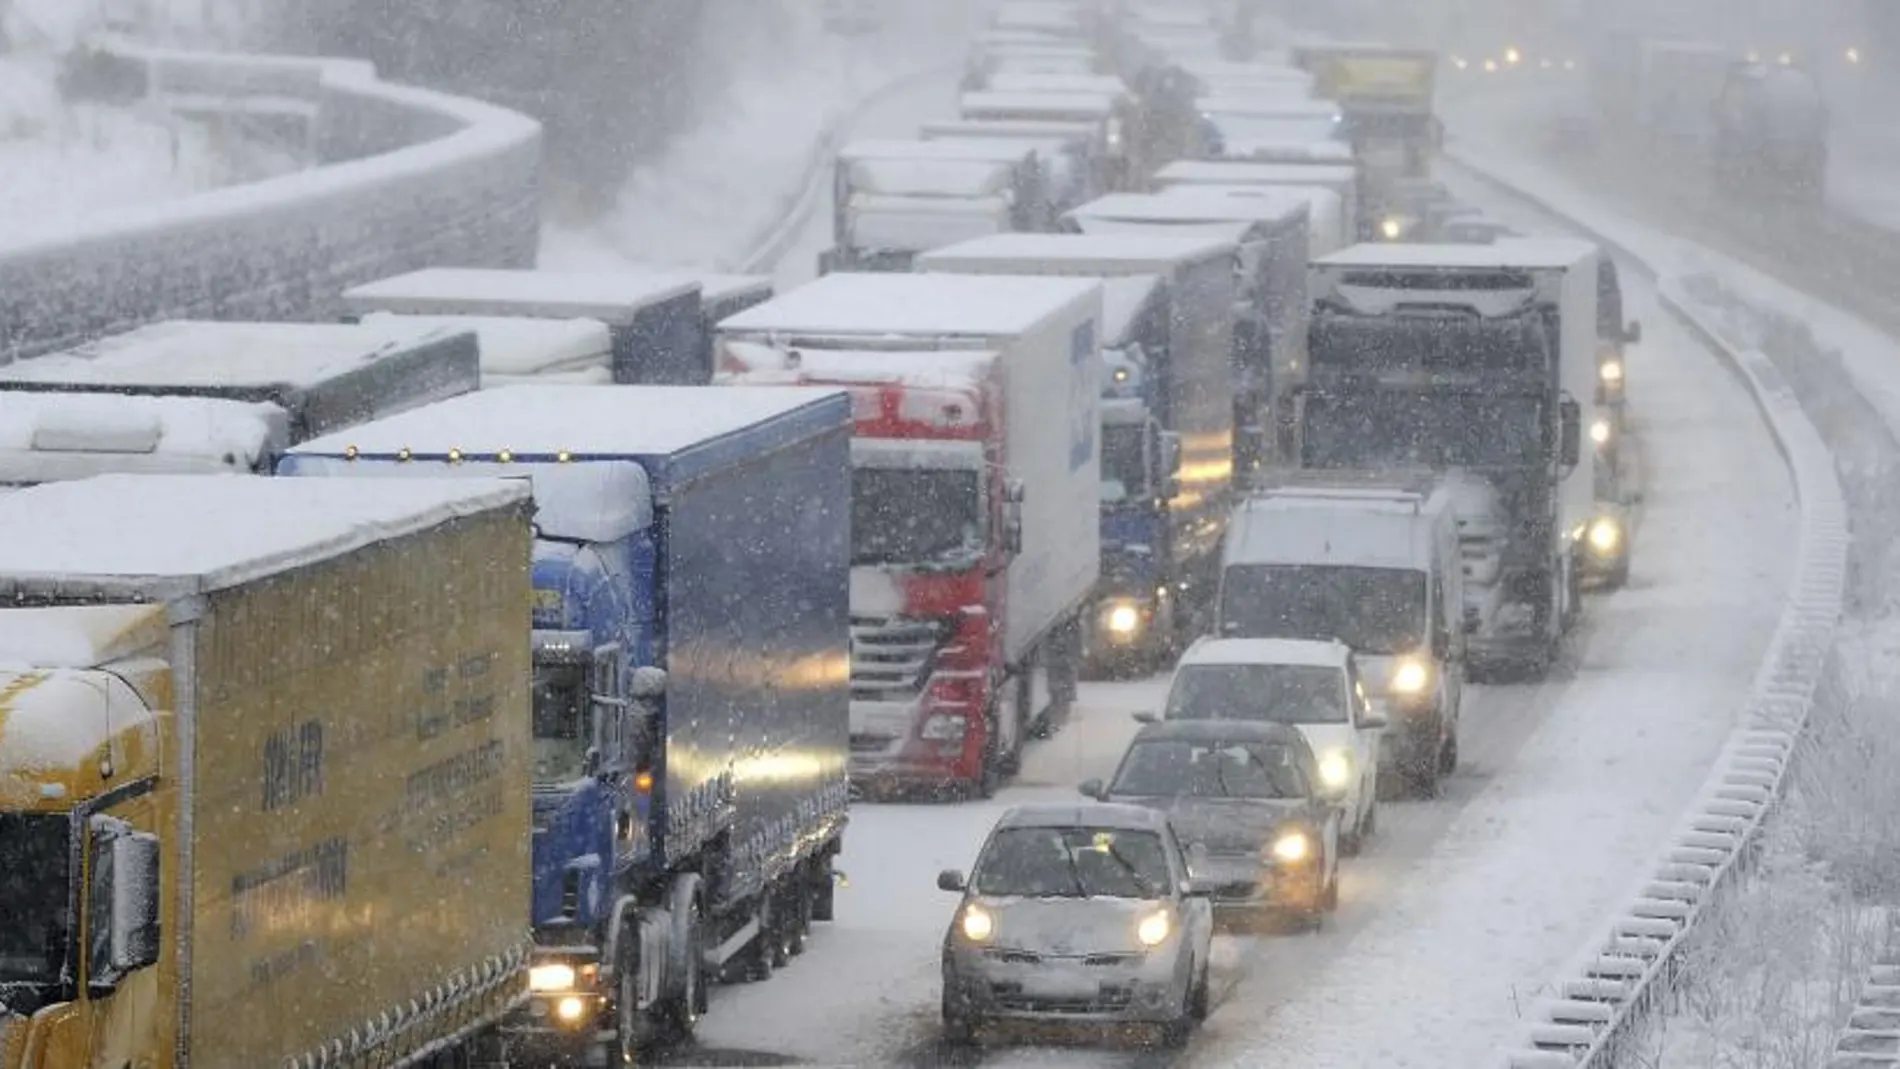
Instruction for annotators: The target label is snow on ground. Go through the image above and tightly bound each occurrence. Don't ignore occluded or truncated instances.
[537,0,975,273]
[1179,244,1795,1068]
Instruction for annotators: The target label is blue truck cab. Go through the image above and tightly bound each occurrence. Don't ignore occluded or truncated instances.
[339,267,710,385]
[277,383,853,1062]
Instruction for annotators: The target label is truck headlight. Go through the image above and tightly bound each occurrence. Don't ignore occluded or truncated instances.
[1135,909,1172,946]
[1600,359,1623,383]
[530,963,577,991]
[1590,417,1612,445]
[1379,216,1404,240]
[1270,832,1310,863]
[1106,602,1141,634]
[1316,749,1352,790]
[1390,657,1431,695]
[1589,516,1621,553]
[921,714,968,741]
[960,904,994,942]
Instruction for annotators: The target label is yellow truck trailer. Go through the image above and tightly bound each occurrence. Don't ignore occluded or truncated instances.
[0,472,534,1069]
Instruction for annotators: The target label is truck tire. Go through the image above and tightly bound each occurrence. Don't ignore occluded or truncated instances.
[614,924,648,1065]
[811,851,837,922]
[661,874,707,1042]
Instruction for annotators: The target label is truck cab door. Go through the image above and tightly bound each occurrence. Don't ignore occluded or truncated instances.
[591,644,640,854]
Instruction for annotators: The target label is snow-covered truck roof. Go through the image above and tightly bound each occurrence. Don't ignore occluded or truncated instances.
[1218,139,1356,164]
[340,267,702,327]
[1067,190,1312,228]
[720,344,1001,390]
[1100,275,1167,346]
[1316,238,1597,271]
[0,321,480,437]
[848,158,1017,198]
[960,90,1118,118]
[987,73,1130,97]
[356,312,613,384]
[1228,486,1445,571]
[1154,160,1359,186]
[1198,95,1339,119]
[288,384,851,499]
[840,139,1039,166]
[1179,636,1354,671]
[599,268,771,307]
[0,472,529,598]
[917,231,1239,273]
[718,273,1102,339]
[0,391,290,483]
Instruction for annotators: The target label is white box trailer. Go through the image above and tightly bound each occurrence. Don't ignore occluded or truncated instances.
[355,312,615,386]
[0,391,290,483]
[1153,159,1361,250]
[827,139,1051,274]
[919,119,1104,209]
[1159,182,1348,257]
[1305,239,1599,677]
[716,272,1103,665]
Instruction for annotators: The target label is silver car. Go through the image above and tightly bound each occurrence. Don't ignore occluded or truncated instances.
[1083,719,1342,929]
[937,802,1216,1047]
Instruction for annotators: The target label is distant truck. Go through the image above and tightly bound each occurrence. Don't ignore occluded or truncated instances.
[0,319,479,445]
[1712,60,1830,200]
[1151,158,1361,252]
[1062,189,1311,473]
[0,390,289,483]
[1217,472,1467,796]
[914,231,1239,673]
[340,267,711,385]
[279,384,853,1063]
[959,90,1140,190]
[918,118,1108,213]
[819,138,1053,275]
[1290,44,1440,235]
[0,472,534,1068]
[716,272,1103,800]
[1303,240,1596,680]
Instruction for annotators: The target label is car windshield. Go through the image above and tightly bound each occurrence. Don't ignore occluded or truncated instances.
[853,466,983,567]
[531,660,590,783]
[0,813,72,985]
[1219,564,1427,653]
[1100,422,1147,504]
[973,826,1172,899]
[1165,662,1348,724]
[1111,740,1307,798]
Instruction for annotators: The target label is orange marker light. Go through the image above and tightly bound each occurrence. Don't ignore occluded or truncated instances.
[634,771,654,793]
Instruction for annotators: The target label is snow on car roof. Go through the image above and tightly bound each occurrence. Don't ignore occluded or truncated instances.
[0,391,288,481]
[356,313,611,378]
[840,139,1037,165]
[1179,637,1353,670]
[290,384,849,465]
[960,90,1116,116]
[719,273,1100,338]
[341,267,700,325]
[0,320,461,390]
[917,231,1237,271]
[0,473,530,596]
[1069,190,1311,226]
[1154,160,1358,185]
[1100,276,1165,345]
[1316,238,1596,270]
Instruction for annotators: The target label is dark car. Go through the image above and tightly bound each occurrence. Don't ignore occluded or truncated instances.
[937,802,1216,1047]
[1082,720,1341,928]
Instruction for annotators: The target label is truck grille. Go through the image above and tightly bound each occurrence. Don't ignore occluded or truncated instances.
[848,615,941,701]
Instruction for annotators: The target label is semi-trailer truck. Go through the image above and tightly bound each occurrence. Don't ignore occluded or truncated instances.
[279,383,853,1064]
[819,139,1053,275]
[1303,240,1596,680]
[0,472,535,1068]
[914,231,1239,672]
[716,272,1103,799]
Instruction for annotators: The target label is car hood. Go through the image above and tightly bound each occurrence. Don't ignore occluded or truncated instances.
[1296,722,1357,757]
[972,895,1170,956]
[1108,793,1302,852]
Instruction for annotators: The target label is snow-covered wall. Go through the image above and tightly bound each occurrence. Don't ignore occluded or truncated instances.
[0,40,541,363]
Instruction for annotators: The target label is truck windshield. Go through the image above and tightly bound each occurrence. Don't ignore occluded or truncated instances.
[531,662,591,783]
[853,467,982,567]
[1219,564,1428,654]
[0,813,72,985]
[1100,423,1147,504]
[1302,392,1545,470]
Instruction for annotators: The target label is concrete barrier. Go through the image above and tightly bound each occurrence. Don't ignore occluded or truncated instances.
[1,41,542,363]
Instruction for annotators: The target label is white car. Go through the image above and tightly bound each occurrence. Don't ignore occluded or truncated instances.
[1158,637,1386,854]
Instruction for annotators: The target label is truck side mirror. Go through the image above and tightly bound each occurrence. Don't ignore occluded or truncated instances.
[1559,399,1583,468]
[1432,628,1450,660]
[1004,478,1027,505]
[1157,430,1183,476]
[1157,477,1181,501]
[88,817,160,990]
[1624,320,1642,344]
[1003,517,1024,555]
[629,666,668,701]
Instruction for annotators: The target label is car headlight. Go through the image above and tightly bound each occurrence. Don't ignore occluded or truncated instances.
[960,904,994,942]
[1106,602,1141,633]
[1379,216,1404,240]
[1390,657,1431,695]
[1316,749,1352,790]
[1136,909,1172,946]
[1590,417,1612,445]
[1271,832,1310,863]
[530,963,577,991]
[1589,516,1621,552]
[1600,359,1623,383]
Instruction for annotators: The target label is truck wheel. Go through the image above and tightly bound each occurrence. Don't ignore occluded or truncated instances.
[1440,732,1459,777]
[614,922,649,1066]
[661,876,706,1042]
[737,892,775,982]
[811,852,837,923]
[780,871,812,958]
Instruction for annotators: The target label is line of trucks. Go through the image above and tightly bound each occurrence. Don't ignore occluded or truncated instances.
[0,2,1645,1066]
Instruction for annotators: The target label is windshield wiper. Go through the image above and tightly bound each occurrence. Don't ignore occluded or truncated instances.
[1100,843,1161,898]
